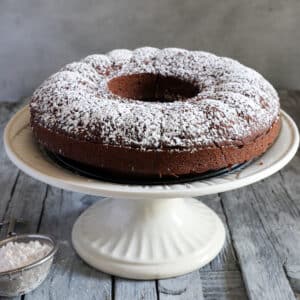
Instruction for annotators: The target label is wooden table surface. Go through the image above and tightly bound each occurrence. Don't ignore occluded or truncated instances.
[0,90,300,300]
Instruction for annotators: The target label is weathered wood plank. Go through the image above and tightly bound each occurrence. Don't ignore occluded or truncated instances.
[114,279,157,300]
[158,272,204,300]
[26,188,113,300]
[0,103,22,232]
[221,187,296,300]
[200,270,247,300]
[158,269,247,300]
[248,173,300,262]
[285,263,300,295]
[0,173,47,235]
[201,195,248,299]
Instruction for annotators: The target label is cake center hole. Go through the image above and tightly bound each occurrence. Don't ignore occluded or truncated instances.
[107,73,199,102]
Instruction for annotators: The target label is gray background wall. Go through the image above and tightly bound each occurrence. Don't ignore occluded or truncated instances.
[1,0,300,102]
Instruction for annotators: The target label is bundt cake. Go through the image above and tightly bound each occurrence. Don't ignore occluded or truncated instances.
[30,47,280,179]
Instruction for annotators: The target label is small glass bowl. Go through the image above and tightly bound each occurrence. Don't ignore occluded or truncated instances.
[0,234,58,297]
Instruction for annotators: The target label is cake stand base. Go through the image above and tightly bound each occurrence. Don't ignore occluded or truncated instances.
[72,197,225,280]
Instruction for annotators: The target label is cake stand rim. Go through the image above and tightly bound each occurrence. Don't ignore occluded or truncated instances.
[4,106,299,199]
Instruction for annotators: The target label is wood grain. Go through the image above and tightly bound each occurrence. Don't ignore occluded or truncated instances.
[221,188,296,300]
[200,270,246,300]
[158,272,204,300]
[114,279,157,300]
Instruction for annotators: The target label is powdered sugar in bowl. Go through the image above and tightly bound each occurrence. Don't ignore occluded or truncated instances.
[0,234,58,297]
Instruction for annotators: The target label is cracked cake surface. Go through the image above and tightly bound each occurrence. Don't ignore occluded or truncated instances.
[30,47,279,150]
[30,47,281,179]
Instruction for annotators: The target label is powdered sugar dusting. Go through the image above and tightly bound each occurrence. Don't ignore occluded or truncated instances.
[0,241,52,272]
[30,47,280,150]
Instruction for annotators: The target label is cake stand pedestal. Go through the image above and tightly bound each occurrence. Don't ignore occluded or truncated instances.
[72,197,225,279]
[4,106,299,279]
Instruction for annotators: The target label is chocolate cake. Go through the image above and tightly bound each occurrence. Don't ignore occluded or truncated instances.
[30,47,281,179]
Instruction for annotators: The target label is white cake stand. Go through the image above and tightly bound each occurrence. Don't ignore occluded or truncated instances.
[4,106,299,280]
